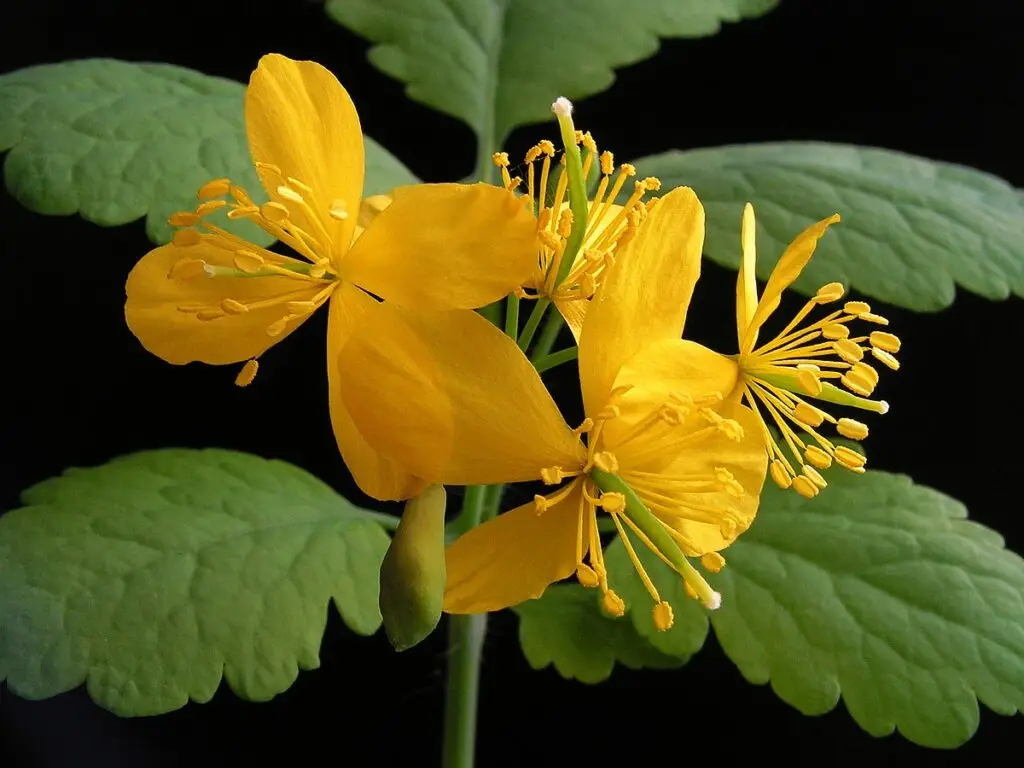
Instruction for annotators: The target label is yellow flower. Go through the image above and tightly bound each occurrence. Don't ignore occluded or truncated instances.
[491,130,660,340]
[724,203,899,499]
[124,54,538,501]
[336,187,768,629]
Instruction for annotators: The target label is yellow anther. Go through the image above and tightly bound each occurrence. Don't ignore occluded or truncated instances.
[557,209,573,237]
[310,258,331,279]
[796,365,823,396]
[266,317,289,337]
[719,417,745,441]
[822,322,850,340]
[844,300,871,316]
[814,282,845,303]
[229,185,253,206]
[195,199,227,216]
[276,185,304,204]
[533,494,549,513]
[602,590,626,617]
[640,176,661,192]
[573,129,584,144]
[870,331,901,353]
[286,301,318,315]
[658,403,684,426]
[506,175,522,192]
[197,178,231,200]
[598,492,626,514]
[841,370,874,396]
[792,401,825,427]
[538,140,555,156]
[861,312,889,325]
[172,228,202,247]
[169,258,207,280]
[684,582,699,601]
[576,564,600,588]
[770,459,793,489]
[792,475,819,499]
[254,161,282,175]
[804,445,833,470]
[593,451,619,473]
[261,201,290,223]
[573,418,594,436]
[599,150,614,175]
[492,151,509,167]
[833,338,864,363]
[578,273,597,298]
[803,465,827,490]
[196,309,222,321]
[620,163,636,176]
[719,518,738,538]
[701,552,726,574]
[837,418,869,440]
[597,404,620,421]
[523,145,541,163]
[581,131,597,153]
[715,467,744,497]
[653,601,674,631]
[540,466,567,485]
[234,359,259,387]
[286,177,315,196]
[872,347,900,370]
[169,211,200,227]
[834,446,867,469]
[329,199,349,220]
[233,250,265,273]
[538,229,561,250]
[221,298,249,315]
[852,362,879,386]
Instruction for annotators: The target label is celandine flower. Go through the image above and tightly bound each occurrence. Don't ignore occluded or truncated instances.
[725,204,899,498]
[336,188,768,629]
[492,130,660,339]
[124,54,538,500]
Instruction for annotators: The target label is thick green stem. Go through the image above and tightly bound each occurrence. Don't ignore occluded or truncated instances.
[440,484,501,768]
[504,293,520,337]
[442,613,487,768]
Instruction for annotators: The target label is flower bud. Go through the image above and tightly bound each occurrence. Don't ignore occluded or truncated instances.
[378,485,447,652]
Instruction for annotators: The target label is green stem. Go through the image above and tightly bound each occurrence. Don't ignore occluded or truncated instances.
[517,298,551,352]
[533,346,578,374]
[504,293,520,337]
[441,484,502,768]
[442,613,487,768]
[529,311,565,364]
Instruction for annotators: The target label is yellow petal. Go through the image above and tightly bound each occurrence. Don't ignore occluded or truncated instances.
[623,401,767,556]
[578,186,705,418]
[336,304,584,485]
[124,237,322,365]
[736,203,759,354]
[743,214,841,346]
[603,339,741,456]
[343,183,537,310]
[326,284,426,501]
[554,295,588,343]
[246,54,363,262]
[444,481,586,613]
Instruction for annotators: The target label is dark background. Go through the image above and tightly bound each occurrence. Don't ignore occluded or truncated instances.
[2,0,1022,764]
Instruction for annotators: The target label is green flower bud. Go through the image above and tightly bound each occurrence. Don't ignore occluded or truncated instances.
[379,484,447,651]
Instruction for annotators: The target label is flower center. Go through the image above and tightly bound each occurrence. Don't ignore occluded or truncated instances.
[165,172,353,384]
[492,131,659,308]
[737,281,899,497]
[535,386,748,630]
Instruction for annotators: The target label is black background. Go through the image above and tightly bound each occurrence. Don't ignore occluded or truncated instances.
[2,0,1023,765]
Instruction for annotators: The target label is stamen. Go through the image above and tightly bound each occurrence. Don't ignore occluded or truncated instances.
[872,348,900,370]
[234,359,259,387]
[792,475,819,499]
[233,250,265,273]
[196,199,227,216]
[221,298,249,315]
[169,258,208,279]
[802,465,827,489]
[815,282,845,303]
[870,331,901,352]
[329,199,350,220]
[701,552,726,573]
[834,446,866,469]
[602,590,626,617]
[770,459,792,489]
[197,178,231,200]
[540,466,568,485]
[653,601,674,631]
[172,228,202,247]
[837,418,869,440]
[169,211,200,227]
[804,445,833,469]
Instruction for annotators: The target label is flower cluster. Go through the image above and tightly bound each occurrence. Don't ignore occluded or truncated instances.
[126,55,898,631]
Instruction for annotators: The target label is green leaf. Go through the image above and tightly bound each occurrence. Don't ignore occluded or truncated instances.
[0,59,418,245]
[630,142,1024,311]
[608,470,1024,747]
[325,0,780,150]
[0,448,393,716]
[513,583,684,683]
